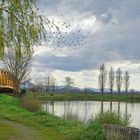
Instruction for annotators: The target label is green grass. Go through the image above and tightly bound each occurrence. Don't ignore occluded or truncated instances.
[91,111,130,139]
[70,111,130,140]
[91,111,130,126]
[0,94,131,140]
[35,92,140,102]
[0,122,16,140]
[0,94,82,140]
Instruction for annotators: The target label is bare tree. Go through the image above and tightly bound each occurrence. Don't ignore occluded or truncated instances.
[65,76,74,93]
[51,78,56,94]
[98,64,107,95]
[109,67,115,95]
[116,68,123,94]
[45,76,50,94]
[34,78,44,92]
[43,76,56,94]
[1,47,32,94]
[124,71,130,94]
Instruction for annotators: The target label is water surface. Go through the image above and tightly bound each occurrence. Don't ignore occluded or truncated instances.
[42,101,140,129]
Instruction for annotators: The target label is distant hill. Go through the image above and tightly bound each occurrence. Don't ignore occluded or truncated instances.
[20,82,139,94]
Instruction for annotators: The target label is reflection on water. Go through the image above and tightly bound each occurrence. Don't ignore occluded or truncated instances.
[42,101,140,128]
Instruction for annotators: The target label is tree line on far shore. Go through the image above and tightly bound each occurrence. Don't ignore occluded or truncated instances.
[98,64,130,95]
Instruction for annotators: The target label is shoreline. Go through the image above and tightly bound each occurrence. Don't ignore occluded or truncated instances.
[36,93,140,102]
[0,94,139,140]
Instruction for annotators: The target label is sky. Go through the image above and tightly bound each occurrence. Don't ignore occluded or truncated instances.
[31,0,140,90]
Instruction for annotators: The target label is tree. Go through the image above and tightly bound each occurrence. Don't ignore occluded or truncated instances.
[43,76,56,94]
[124,71,130,94]
[1,47,32,94]
[116,68,123,94]
[0,1,56,58]
[32,78,44,93]
[65,76,74,93]
[51,78,56,94]
[108,67,115,95]
[45,76,50,94]
[98,64,107,95]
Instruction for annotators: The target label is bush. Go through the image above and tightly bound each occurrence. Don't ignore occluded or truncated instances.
[71,111,130,140]
[92,111,130,127]
[19,96,41,112]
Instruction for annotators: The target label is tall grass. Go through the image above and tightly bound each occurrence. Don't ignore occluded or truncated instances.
[92,111,130,126]
[19,96,41,112]
[71,111,130,140]
[63,111,79,121]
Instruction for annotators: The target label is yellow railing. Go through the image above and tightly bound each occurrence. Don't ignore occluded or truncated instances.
[0,85,14,89]
[0,70,14,90]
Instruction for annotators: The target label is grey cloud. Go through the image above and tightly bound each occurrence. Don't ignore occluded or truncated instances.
[113,0,140,23]
[97,12,113,24]
[38,0,122,22]
[38,0,140,23]
[39,0,121,14]
[33,0,140,72]
[34,17,140,72]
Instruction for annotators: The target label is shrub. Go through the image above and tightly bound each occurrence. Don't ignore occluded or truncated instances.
[71,111,130,140]
[19,96,41,112]
[92,111,130,127]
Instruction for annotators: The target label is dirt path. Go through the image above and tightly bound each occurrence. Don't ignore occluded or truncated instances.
[0,120,45,140]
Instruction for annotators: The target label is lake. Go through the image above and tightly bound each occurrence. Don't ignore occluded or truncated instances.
[42,101,140,129]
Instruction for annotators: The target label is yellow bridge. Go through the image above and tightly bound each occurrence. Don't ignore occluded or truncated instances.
[0,70,14,93]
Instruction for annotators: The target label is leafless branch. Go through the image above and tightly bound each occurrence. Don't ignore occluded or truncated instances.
[1,47,32,93]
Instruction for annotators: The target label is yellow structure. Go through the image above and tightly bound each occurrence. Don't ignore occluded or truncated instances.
[0,69,14,92]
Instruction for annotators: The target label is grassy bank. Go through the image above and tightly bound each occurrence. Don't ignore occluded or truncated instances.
[0,94,130,140]
[0,94,82,140]
[36,93,140,102]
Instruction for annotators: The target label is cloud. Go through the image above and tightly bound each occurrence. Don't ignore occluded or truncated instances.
[31,0,140,89]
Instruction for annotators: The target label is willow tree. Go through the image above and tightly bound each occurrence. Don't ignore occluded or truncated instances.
[0,0,53,58]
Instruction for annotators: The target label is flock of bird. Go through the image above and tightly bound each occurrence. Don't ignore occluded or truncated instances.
[37,7,89,49]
